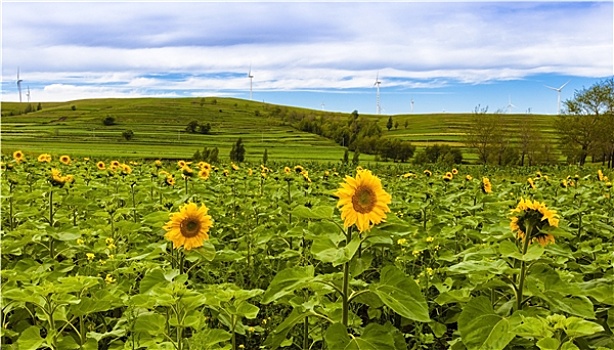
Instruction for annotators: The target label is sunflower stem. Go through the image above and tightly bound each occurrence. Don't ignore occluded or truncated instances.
[342,226,352,328]
[8,183,15,230]
[517,221,532,312]
[49,190,55,259]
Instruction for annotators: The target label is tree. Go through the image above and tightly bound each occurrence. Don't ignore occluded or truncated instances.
[103,116,116,126]
[386,116,393,131]
[404,120,409,129]
[186,120,199,133]
[262,148,268,165]
[413,144,463,165]
[37,102,42,111]
[342,149,349,165]
[557,78,614,167]
[465,105,504,164]
[229,138,246,162]
[122,130,134,141]
[352,150,360,165]
[198,123,211,134]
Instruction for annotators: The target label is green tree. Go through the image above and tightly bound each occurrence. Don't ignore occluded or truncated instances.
[386,116,393,131]
[229,138,246,162]
[103,116,116,126]
[557,78,614,166]
[122,130,134,141]
[186,120,199,133]
[262,148,268,165]
[465,105,504,164]
[352,150,360,165]
[37,102,42,111]
[342,149,349,165]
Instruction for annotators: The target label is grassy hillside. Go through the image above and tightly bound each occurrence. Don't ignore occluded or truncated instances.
[1,97,559,162]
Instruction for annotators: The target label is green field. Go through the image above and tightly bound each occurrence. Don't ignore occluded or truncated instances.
[1,97,559,163]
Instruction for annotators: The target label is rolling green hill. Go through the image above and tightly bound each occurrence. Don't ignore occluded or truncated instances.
[1,97,559,162]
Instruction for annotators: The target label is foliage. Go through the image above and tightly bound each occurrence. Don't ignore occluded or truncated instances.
[103,115,116,126]
[377,139,415,162]
[557,78,614,167]
[229,138,246,162]
[122,129,134,141]
[413,144,463,165]
[0,157,613,349]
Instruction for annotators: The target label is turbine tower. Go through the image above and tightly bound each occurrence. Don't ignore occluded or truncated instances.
[248,65,254,100]
[17,68,23,103]
[545,81,570,115]
[506,95,516,114]
[26,86,31,103]
[374,72,381,115]
[410,98,414,113]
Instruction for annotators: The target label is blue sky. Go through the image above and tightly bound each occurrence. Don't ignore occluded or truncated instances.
[2,0,612,115]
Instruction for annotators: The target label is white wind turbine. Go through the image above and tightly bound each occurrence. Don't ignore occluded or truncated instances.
[410,98,414,113]
[506,95,516,114]
[374,72,381,115]
[17,68,23,103]
[320,102,325,111]
[248,65,254,100]
[27,86,31,103]
[545,81,570,115]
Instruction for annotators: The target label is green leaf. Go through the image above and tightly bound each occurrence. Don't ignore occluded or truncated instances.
[429,322,448,338]
[264,308,311,349]
[346,323,397,350]
[292,205,333,220]
[458,296,515,350]
[262,266,315,304]
[311,234,361,267]
[560,341,580,350]
[564,317,604,338]
[536,338,560,350]
[540,292,595,319]
[139,268,166,294]
[17,326,45,350]
[188,328,232,349]
[141,211,170,226]
[234,300,259,319]
[134,313,166,334]
[369,265,430,322]
[325,323,351,350]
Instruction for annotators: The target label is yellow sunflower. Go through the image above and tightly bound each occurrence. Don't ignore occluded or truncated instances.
[465,175,473,181]
[181,165,194,177]
[528,178,536,189]
[597,170,604,181]
[59,155,71,165]
[481,177,492,194]
[294,165,304,174]
[451,168,459,175]
[198,168,210,180]
[165,175,176,186]
[424,170,432,177]
[13,150,25,163]
[284,166,292,175]
[177,160,187,168]
[335,169,392,233]
[231,163,240,171]
[510,197,559,247]
[443,172,453,181]
[38,153,51,163]
[97,161,106,170]
[163,202,213,250]
[110,160,120,168]
[154,160,163,168]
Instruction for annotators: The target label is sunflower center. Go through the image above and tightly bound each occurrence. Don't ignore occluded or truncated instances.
[352,185,376,214]
[180,218,202,238]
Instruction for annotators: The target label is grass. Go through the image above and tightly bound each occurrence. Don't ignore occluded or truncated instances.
[1,97,559,163]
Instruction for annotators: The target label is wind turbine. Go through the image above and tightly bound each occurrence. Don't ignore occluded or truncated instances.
[545,81,570,115]
[16,68,23,103]
[410,98,414,113]
[320,102,325,111]
[26,86,31,103]
[506,95,516,114]
[374,72,381,115]
[248,65,254,100]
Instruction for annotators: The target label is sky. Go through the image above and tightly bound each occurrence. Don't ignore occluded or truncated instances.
[1,0,612,115]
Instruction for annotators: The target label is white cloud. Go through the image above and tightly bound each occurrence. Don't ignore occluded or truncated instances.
[2,1,611,103]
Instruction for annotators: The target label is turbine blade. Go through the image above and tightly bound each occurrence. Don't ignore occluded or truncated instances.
[559,80,570,90]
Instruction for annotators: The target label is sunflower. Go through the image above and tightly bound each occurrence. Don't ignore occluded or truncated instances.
[335,169,392,233]
[182,165,194,178]
[247,168,253,176]
[510,197,558,247]
[177,160,187,168]
[527,178,536,189]
[597,170,604,181]
[165,175,176,186]
[38,153,52,163]
[423,170,432,177]
[231,163,240,171]
[198,168,210,180]
[443,172,453,181]
[481,177,492,194]
[284,166,292,175]
[451,168,459,175]
[110,160,120,168]
[60,155,71,165]
[294,165,305,174]
[154,160,163,168]
[120,164,132,175]
[49,168,73,187]
[13,150,25,163]
[96,161,106,170]
[163,202,213,251]
[465,175,473,181]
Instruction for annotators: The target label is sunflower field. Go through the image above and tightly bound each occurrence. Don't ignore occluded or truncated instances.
[1,152,613,350]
